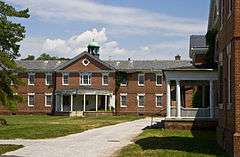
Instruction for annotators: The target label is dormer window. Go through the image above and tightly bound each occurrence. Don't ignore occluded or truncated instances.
[80,73,91,85]
[138,74,145,86]
[156,74,163,86]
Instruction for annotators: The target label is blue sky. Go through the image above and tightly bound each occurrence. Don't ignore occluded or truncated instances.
[7,0,210,60]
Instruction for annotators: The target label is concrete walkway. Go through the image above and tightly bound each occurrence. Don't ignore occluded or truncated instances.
[0,118,158,157]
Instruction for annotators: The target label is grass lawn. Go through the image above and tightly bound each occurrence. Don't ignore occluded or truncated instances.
[0,144,23,155]
[118,128,228,157]
[0,115,141,139]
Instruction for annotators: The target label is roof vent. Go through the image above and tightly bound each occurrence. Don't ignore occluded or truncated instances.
[116,61,120,67]
[175,55,181,61]
[44,61,48,64]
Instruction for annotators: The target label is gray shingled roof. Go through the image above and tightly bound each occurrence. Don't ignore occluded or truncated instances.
[16,60,68,71]
[190,35,207,49]
[105,60,192,71]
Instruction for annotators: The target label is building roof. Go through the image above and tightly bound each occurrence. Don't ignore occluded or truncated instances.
[105,60,192,72]
[15,60,68,71]
[189,35,208,59]
[15,59,192,72]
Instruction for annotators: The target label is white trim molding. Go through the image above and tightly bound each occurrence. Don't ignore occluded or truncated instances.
[28,72,35,86]
[138,73,145,86]
[80,73,92,86]
[137,93,145,107]
[102,73,109,86]
[27,93,35,107]
[45,93,52,107]
[120,93,127,108]
[62,72,69,85]
[155,94,163,107]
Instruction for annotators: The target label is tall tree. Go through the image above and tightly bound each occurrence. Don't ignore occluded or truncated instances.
[0,1,29,110]
[37,53,69,60]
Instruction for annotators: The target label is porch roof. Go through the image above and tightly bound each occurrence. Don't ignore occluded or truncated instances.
[163,65,218,81]
[56,86,112,95]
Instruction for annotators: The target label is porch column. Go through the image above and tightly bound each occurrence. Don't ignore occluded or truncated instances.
[83,94,86,112]
[176,80,181,118]
[202,85,205,108]
[209,80,214,118]
[166,80,171,118]
[96,95,98,112]
[105,95,107,111]
[61,94,63,111]
[70,94,73,112]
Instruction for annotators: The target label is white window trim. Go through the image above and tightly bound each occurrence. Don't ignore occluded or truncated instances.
[45,72,52,86]
[155,94,163,107]
[138,74,145,86]
[156,74,163,86]
[137,94,145,108]
[120,93,127,107]
[102,73,109,86]
[28,72,35,86]
[80,73,91,86]
[45,93,52,107]
[82,58,90,66]
[62,72,69,85]
[28,93,35,107]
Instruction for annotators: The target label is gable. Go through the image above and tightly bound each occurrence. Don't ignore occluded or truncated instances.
[57,53,114,72]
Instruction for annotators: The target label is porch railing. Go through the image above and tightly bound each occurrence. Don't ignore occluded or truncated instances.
[171,107,210,118]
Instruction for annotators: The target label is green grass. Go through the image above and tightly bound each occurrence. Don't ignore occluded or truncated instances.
[118,128,228,157]
[0,115,141,139]
[0,144,23,155]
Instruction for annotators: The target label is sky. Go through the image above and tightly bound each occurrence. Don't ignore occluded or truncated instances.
[6,0,210,60]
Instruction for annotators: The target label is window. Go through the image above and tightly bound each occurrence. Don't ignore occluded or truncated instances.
[156,74,162,86]
[80,73,91,85]
[120,93,127,107]
[121,76,128,86]
[45,73,52,85]
[138,74,145,86]
[137,94,145,107]
[82,58,90,66]
[62,73,69,85]
[28,93,35,107]
[28,73,35,85]
[102,73,109,85]
[45,93,52,107]
[156,94,163,107]
[227,42,232,108]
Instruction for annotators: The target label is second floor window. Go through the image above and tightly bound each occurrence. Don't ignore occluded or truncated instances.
[80,73,91,85]
[28,73,35,85]
[102,73,109,85]
[45,73,52,85]
[62,73,69,85]
[156,74,162,86]
[138,74,145,86]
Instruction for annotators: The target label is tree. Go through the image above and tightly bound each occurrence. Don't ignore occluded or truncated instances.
[22,55,35,60]
[0,1,30,111]
[37,53,69,60]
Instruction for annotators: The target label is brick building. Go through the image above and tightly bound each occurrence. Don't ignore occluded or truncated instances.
[2,41,193,115]
[208,0,240,156]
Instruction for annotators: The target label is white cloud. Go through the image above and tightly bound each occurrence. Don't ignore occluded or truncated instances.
[7,0,207,35]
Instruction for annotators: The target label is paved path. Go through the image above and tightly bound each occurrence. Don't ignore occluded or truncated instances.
[0,118,158,157]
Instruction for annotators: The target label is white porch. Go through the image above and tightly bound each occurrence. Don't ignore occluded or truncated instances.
[55,88,115,113]
[164,69,218,119]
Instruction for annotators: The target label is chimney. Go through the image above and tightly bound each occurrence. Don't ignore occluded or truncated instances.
[175,55,181,61]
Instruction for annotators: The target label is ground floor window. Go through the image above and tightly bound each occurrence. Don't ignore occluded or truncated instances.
[120,94,127,107]
[45,94,52,107]
[28,93,35,107]
[137,94,145,107]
